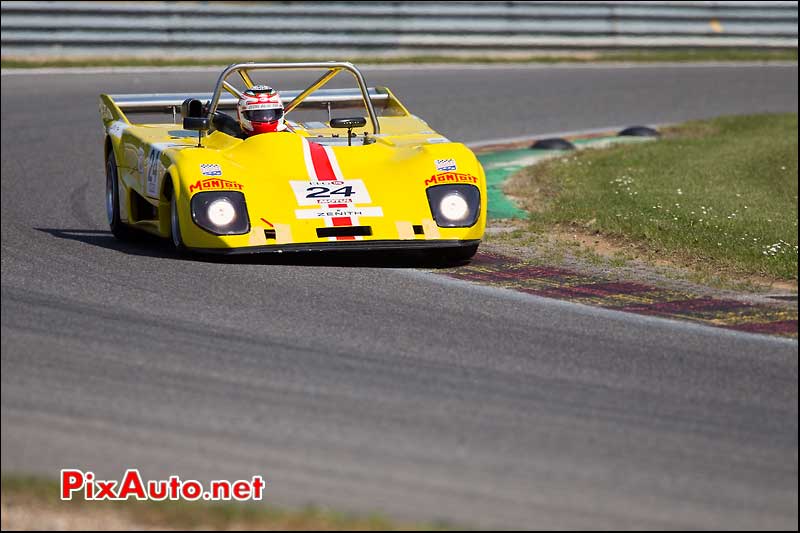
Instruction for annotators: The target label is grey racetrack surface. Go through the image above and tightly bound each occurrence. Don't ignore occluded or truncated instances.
[2,64,798,529]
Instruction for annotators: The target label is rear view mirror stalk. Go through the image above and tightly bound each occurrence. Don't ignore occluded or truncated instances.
[330,117,368,146]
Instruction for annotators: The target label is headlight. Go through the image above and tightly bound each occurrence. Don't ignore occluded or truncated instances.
[439,193,470,222]
[191,191,250,235]
[207,198,236,227]
[426,184,480,227]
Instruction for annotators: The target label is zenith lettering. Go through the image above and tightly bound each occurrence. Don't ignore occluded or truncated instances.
[320,209,362,217]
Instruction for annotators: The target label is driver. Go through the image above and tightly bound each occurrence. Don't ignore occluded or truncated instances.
[236,85,286,136]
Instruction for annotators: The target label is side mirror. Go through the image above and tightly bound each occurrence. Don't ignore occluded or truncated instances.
[330,117,367,146]
[183,116,210,131]
[181,98,209,130]
[181,98,209,146]
[330,117,367,129]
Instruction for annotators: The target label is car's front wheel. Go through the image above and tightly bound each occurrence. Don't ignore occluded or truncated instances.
[169,183,186,252]
[428,243,479,265]
[443,243,479,263]
[106,150,132,240]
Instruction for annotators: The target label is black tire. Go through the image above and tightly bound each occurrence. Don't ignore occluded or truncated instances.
[530,137,575,151]
[618,125,660,138]
[105,150,133,240]
[169,184,186,253]
[434,244,479,265]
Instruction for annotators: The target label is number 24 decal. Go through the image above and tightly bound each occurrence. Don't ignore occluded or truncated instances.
[306,185,354,198]
[291,179,370,205]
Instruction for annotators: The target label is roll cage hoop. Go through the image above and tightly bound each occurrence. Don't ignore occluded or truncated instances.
[208,62,381,135]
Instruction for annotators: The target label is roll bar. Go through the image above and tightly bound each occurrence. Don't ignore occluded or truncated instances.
[208,62,380,135]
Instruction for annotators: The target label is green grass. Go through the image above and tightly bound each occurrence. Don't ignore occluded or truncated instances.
[506,114,799,282]
[1,475,449,530]
[1,49,796,68]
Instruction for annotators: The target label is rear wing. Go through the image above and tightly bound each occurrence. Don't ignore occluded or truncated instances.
[100,61,414,133]
[106,87,388,113]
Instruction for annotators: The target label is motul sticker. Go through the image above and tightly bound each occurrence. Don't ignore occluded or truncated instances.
[290,179,371,206]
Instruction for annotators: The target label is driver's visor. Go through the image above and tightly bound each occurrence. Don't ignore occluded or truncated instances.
[244,108,283,123]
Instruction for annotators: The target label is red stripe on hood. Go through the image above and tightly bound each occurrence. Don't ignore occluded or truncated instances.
[308,142,354,240]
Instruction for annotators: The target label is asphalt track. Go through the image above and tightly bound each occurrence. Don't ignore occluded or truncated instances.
[2,64,798,529]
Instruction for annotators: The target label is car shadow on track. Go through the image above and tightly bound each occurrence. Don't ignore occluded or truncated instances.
[36,228,470,269]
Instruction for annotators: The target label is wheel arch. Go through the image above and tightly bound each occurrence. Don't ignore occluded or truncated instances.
[160,162,183,202]
[161,171,174,201]
[159,164,191,241]
[157,170,176,237]
[104,135,113,162]
[104,133,125,168]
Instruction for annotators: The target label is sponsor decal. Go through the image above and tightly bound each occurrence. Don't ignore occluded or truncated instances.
[200,163,223,176]
[426,137,450,144]
[124,141,188,199]
[243,87,282,108]
[246,86,280,102]
[425,172,479,187]
[129,145,145,175]
[107,121,127,139]
[245,102,282,110]
[145,147,164,198]
[435,158,457,172]
[290,179,371,206]
[295,206,383,219]
[189,178,244,194]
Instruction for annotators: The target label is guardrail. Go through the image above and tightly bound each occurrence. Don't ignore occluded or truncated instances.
[1,1,797,59]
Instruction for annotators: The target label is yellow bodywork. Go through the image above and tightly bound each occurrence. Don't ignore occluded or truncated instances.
[99,89,485,253]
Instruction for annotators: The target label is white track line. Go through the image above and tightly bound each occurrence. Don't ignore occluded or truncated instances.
[403,268,798,345]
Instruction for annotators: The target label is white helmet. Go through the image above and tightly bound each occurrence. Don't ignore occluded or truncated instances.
[237,85,286,136]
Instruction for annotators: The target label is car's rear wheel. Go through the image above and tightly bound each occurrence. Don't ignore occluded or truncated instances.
[106,150,132,240]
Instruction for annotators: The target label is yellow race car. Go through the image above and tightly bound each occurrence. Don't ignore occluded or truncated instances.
[99,62,486,261]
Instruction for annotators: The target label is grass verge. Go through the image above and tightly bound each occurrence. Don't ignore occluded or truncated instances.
[1,475,446,531]
[1,49,797,69]
[503,113,799,286]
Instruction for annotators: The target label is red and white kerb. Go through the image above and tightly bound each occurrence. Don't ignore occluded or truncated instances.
[301,138,359,241]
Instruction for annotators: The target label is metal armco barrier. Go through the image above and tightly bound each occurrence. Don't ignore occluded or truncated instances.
[1,1,797,59]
